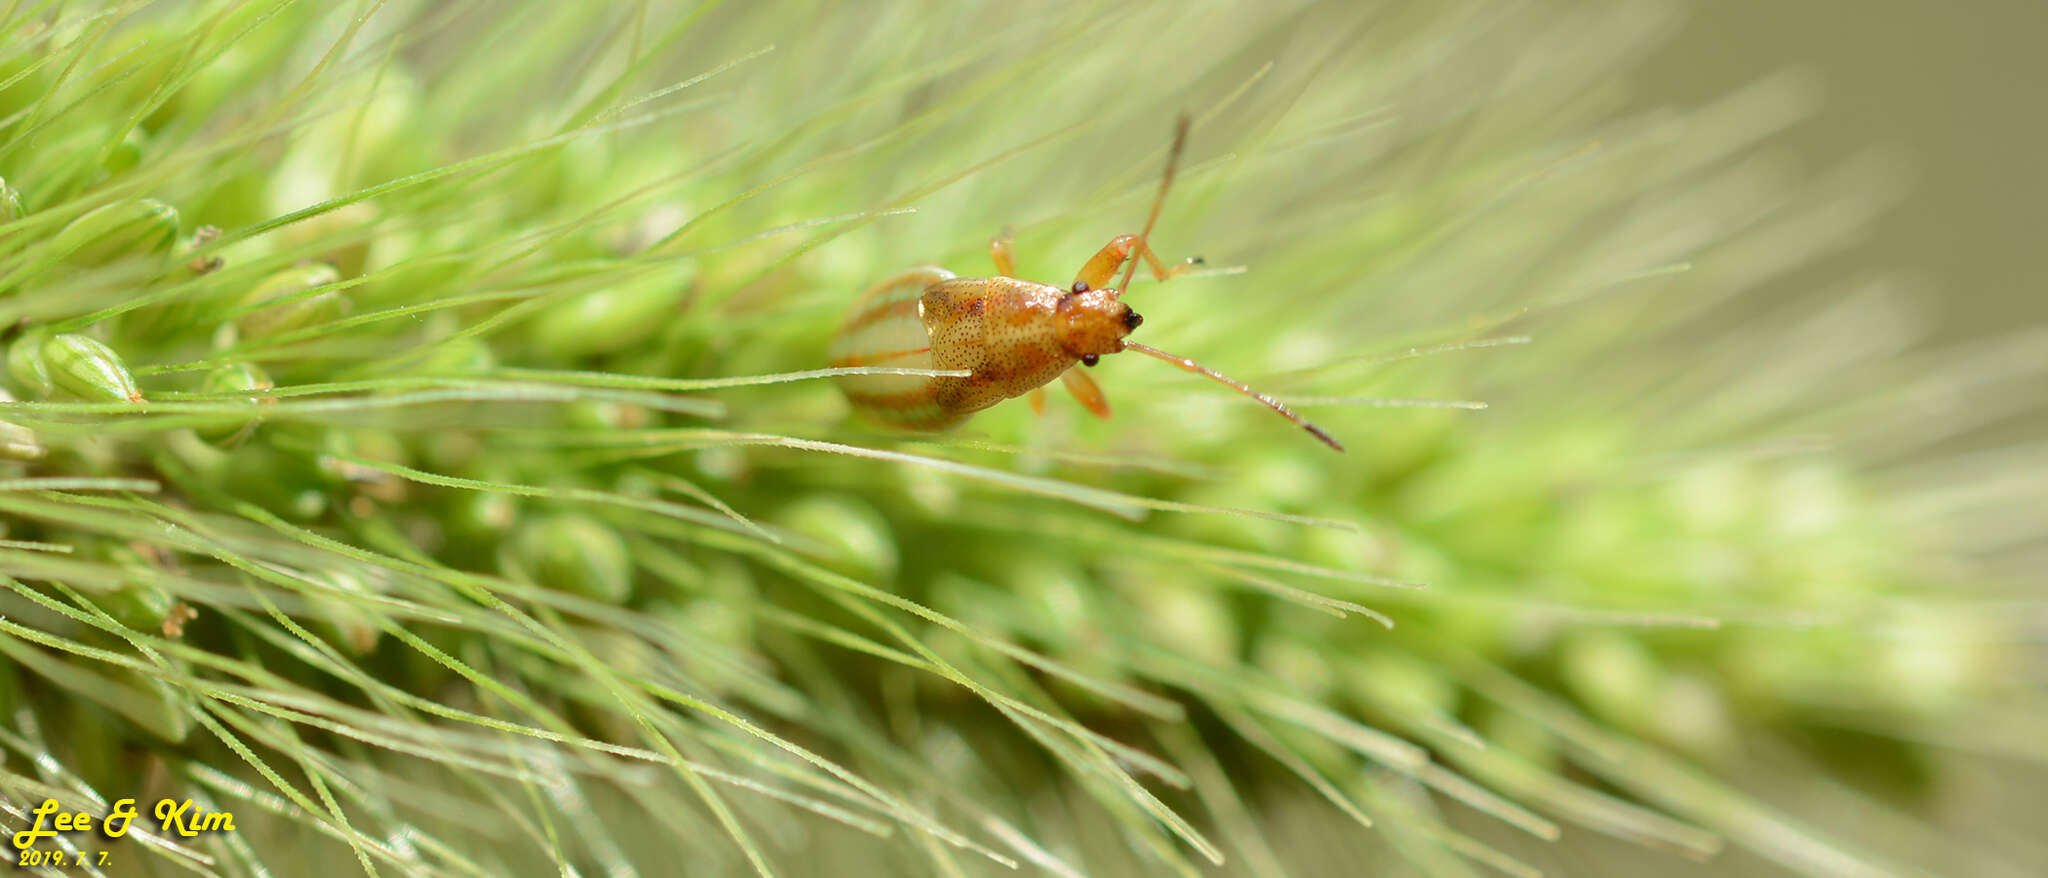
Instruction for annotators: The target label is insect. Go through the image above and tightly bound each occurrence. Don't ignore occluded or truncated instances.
[828,117,1342,451]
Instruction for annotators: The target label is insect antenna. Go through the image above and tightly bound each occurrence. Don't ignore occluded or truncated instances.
[1114,114,1192,297]
[1120,340,1344,451]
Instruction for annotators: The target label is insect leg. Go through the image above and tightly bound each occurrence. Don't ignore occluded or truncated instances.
[1134,239,1201,283]
[854,266,954,304]
[1071,235,1198,293]
[991,231,1017,276]
[1102,115,1196,295]
[831,266,953,364]
[1029,387,1048,416]
[838,267,954,329]
[1060,368,1113,419]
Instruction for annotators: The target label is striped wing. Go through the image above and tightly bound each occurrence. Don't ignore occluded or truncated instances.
[829,266,960,429]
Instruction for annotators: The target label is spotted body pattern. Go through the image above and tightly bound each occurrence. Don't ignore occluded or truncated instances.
[830,270,1107,430]
[827,117,1343,451]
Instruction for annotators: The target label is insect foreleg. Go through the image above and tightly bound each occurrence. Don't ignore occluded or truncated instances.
[1071,234,1197,293]
[991,232,1017,277]
[1060,367,1112,419]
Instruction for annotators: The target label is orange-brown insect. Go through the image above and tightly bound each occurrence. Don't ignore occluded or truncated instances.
[829,117,1342,451]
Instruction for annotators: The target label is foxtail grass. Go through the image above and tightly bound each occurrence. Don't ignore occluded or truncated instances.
[1,1,2043,876]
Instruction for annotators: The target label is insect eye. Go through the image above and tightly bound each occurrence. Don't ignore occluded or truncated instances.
[1124,310,1143,330]
[1080,354,1100,367]
[1072,280,1090,294]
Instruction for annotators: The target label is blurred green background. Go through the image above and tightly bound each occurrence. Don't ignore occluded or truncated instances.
[1643,1,2045,345]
